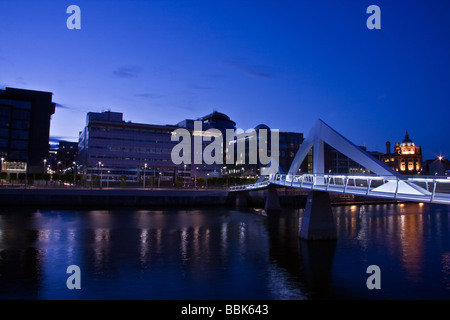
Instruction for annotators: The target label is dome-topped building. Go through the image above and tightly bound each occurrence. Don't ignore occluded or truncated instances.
[382,131,423,174]
[254,124,270,131]
[200,111,236,130]
[400,131,415,147]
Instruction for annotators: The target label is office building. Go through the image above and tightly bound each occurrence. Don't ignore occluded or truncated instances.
[324,144,383,174]
[77,110,306,185]
[223,124,304,177]
[78,111,182,186]
[0,87,55,174]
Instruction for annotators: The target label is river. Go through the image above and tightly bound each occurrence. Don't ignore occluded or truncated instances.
[0,202,449,300]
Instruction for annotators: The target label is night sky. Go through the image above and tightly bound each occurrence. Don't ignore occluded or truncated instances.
[1,0,449,159]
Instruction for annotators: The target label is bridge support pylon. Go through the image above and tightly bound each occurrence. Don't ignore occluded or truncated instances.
[299,191,337,240]
[265,186,281,212]
[236,191,250,209]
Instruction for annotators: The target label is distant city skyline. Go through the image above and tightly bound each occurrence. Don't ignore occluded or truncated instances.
[1,1,449,159]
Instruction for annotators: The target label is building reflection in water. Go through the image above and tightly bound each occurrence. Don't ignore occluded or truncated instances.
[0,203,449,299]
[337,203,427,281]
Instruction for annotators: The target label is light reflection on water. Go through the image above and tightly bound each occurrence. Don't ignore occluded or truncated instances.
[0,203,449,299]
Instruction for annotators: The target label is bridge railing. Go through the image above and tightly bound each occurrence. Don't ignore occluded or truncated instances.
[229,173,450,204]
[268,173,450,202]
[229,180,270,191]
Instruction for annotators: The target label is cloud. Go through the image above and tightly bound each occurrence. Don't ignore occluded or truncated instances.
[176,105,195,111]
[49,136,78,144]
[55,102,72,109]
[113,65,141,78]
[134,93,164,99]
[15,77,27,85]
[222,60,273,79]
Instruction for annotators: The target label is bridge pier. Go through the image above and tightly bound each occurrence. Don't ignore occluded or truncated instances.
[235,191,250,209]
[265,186,281,212]
[299,191,337,240]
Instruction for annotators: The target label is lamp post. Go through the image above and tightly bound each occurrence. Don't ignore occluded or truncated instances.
[206,173,209,189]
[43,159,47,174]
[184,164,187,188]
[1,157,4,185]
[57,161,61,183]
[143,163,147,188]
[195,167,199,188]
[158,172,162,188]
[98,161,102,188]
[73,162,76,185]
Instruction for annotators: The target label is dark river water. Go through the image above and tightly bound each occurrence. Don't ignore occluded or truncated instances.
[0,202,449,300]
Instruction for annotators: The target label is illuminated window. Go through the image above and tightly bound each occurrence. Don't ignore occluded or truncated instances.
[400,162,406,171]
[408,161,414,171]
[401,147,415,155]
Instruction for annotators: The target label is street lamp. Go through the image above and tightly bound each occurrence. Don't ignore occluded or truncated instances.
[195,167,199,188]
[57,161,61,182]
[98,161,102,188]
[43,159,47,174]
[73,162,77,185]
[0,157,4,185]
[143,163,147,188]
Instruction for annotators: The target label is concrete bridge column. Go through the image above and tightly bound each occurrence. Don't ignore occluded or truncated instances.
[236,191,250,209]
[265,186,281,212]
[299,190,337,240]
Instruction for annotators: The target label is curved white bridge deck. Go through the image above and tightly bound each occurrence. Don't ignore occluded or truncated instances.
[230,174,450,205]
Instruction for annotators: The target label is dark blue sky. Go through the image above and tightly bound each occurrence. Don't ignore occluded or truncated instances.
[1,0,449,159]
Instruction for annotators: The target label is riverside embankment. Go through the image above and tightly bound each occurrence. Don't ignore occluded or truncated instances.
[0,186,399,208]
[0,187,232,208]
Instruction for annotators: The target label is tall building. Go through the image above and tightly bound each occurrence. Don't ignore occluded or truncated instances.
[0,87,55,174]
[55,140,78,172]
[78,111,182,185]
[223,124,304,177]
[381,131,423,175]
[424,156,450,176]
[324,144,383,174]
[77,110,237,186]
[77,110,305,185]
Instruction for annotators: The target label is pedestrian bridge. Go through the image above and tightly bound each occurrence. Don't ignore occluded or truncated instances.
[230,118,450,205]
[230,173,450,205]
[229,119,450,240]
